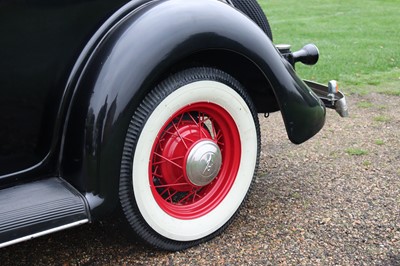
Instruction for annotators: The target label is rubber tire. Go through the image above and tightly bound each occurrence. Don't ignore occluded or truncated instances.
[119,67,260,251]
[231,0,273,41]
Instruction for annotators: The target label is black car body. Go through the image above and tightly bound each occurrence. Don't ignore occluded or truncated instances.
[0,0,346,250]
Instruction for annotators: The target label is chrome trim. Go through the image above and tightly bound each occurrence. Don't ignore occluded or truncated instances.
[275,44,292,51]
[304,80,349,118]
[335,97,349,118]
[0,219,89,248]
[186,140,222,186]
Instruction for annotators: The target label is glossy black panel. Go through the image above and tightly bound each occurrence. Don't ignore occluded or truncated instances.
[62,0,325,217]
[0,0,326,218]
[0,0,129,176]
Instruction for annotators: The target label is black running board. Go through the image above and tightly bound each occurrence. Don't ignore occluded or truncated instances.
[0,178,90,248]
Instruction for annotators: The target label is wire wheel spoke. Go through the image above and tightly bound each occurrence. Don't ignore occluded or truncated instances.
[153,153,185,167]
[170,116,189,149]
[176,189,197,204]
[148,99,243,220]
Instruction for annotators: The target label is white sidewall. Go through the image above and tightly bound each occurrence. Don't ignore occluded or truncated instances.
[132,81,257,241]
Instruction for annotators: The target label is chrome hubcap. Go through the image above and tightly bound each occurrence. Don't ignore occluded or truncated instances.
[185,140,222,186]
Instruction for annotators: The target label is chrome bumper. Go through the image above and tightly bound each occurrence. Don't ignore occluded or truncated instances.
[305,80,349,117]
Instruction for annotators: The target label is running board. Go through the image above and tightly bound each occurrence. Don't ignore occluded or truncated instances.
[0,178,90,248]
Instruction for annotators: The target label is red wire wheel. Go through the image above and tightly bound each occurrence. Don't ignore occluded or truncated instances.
[119,67,260,251]
[149,103,241,219]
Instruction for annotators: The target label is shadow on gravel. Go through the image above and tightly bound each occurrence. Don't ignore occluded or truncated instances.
[384,254,400,266]
[0,214,161,265]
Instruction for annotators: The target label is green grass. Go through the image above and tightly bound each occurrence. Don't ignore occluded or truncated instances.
[363,161,371,167]
[357,101,373,108]
[345,148,368,156]
[375,139,384,145]
[260,0,400,95]
[374,115,390,122]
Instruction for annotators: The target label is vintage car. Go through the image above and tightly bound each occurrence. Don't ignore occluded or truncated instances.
[0,0,347,251]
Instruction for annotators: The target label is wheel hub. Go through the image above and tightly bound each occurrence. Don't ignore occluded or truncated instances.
[185,140,222,186]
[149,101,242,219]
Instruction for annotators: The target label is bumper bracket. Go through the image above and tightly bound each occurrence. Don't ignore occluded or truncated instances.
[305,80,349,117]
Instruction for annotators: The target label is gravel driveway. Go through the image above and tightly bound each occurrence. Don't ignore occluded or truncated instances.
[1,93,399,265]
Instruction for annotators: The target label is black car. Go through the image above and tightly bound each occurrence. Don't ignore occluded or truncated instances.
[0,0,347,251]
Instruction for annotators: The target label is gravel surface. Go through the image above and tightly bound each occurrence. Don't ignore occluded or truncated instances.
[1,93,399,265]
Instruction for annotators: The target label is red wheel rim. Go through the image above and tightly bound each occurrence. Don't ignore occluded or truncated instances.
[149,102,241,219]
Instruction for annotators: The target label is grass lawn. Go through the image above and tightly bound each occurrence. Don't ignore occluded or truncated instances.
[260,0,400,95]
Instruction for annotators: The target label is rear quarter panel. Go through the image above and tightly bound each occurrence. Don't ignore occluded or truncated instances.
[0,0,129,177]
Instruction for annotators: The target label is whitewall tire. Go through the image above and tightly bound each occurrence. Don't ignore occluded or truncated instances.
[119,67,260,251]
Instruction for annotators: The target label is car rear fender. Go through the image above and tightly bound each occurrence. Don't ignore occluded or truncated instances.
[62,0,325,216]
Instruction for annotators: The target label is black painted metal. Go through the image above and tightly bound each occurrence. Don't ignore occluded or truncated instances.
[0,0,142,177]
[59,0,326,216]
[0,0,326,219]
[292,44,320,66]
[277,44,319,67]
[0,178,89,245]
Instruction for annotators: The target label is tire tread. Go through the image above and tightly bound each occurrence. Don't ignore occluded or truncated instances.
[119,67,260,251]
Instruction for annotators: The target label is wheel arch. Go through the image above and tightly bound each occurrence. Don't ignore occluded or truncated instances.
[61,0,323,217]
[174,49,280,114]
